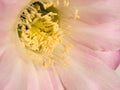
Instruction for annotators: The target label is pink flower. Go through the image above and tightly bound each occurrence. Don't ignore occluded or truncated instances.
[0,0,120,90]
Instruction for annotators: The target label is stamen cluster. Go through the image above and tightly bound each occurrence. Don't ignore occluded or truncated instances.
[17,1,62,55]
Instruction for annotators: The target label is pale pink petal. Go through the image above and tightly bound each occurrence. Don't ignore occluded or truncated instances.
[68,0,120,51]
[1,0,19,5]
[0,31,10,48]
[18,59,64,90]
[69,0,102,6]
[55,50,120,90]
[70,19,120,51]
[95,51,120,69]
[34,67,63,90]
[25,63,40,90]
[3,60,27,90]
[25,63,64,90]
[0,2,3,14]
[38,69,54,90]
[71,0,120,25]
[47,68,64,90]
[0,47,26,90]
[0,47,64,90]
[0,0,31,31]
[0,49,63,90]
[72,44,120,69]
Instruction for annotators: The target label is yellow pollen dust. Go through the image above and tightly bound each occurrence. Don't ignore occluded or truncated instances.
[17,1,71,67]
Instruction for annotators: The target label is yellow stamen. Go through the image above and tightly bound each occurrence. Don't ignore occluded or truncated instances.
[43,1,53,9]
[64,0,70,7]
[74,9,80,19]
[64,44,72,53]
[55,0,59,7]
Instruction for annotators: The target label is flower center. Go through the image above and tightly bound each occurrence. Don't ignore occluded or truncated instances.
[17,1,62,53]
[16,1,72,67]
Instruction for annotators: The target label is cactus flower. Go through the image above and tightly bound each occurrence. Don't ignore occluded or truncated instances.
[0,0,120,90]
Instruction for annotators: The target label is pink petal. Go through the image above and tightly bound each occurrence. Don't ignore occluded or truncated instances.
[55,50,120,90]
[26,63,64,90]
[3,60,27,90]
[1,0,19,5]
[0,2,3,14]
[25,62,40,90]
[0,31,10,48]
[47,68,64,90]
[37,69,54,90]
[69,0,120,51]
[0,46,36,90]
[70,19,120,51]
[0,0,31,31]
[71,0,120,25]
[70,0,102,5]
[72,44,120,69]
[95,51,120,69]
[0,47,25,90]
[0,47,64,90]
[25,63,64,90]
[36,67,64,90]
